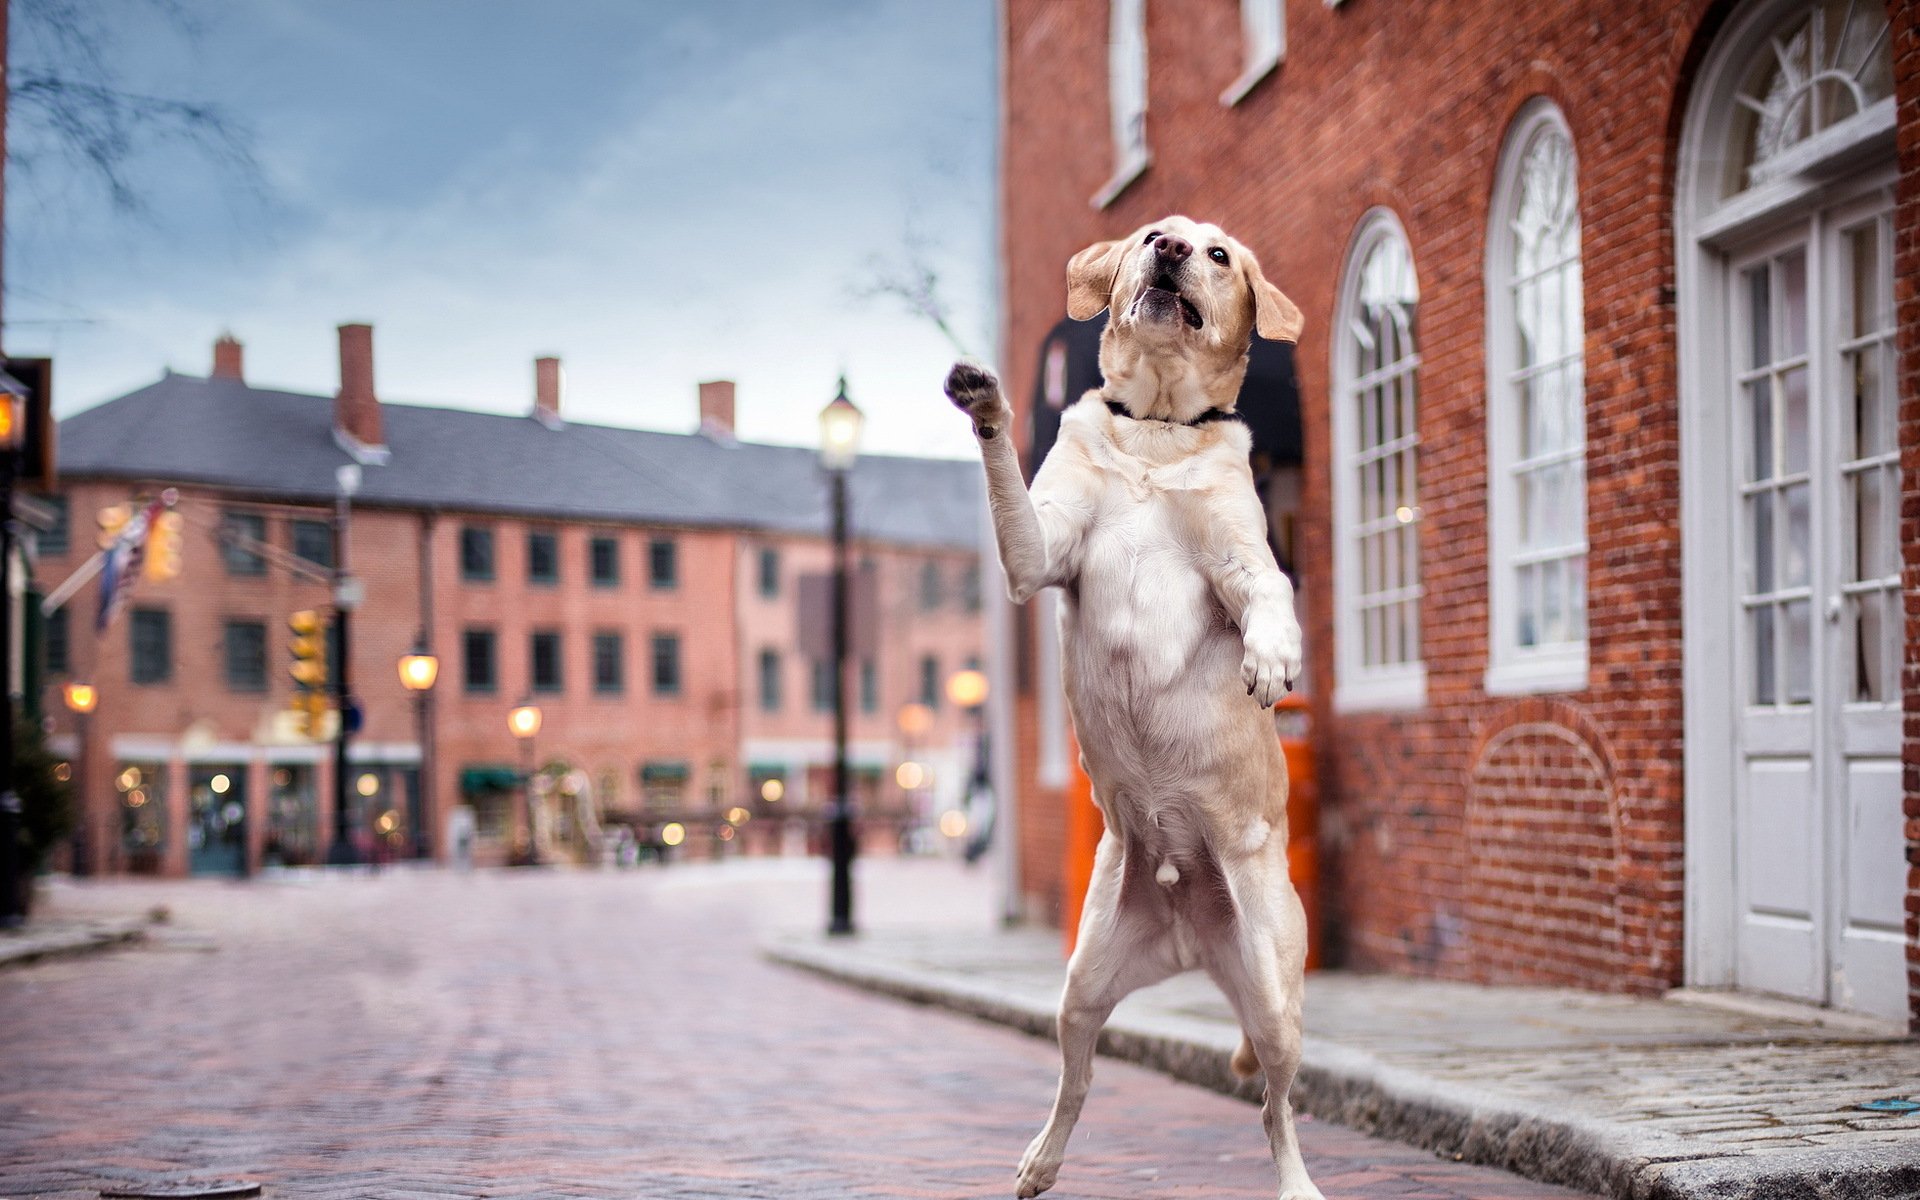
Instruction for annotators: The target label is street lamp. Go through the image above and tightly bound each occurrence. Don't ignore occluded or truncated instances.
[819,375,863,935]
[508,699,542,866]
[62,682,99,877]
[0,372,26,923]
[398,644,439,861]
[326,462,363,866]
[947,667,994,864]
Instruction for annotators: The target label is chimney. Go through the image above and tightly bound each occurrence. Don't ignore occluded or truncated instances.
[212,333,244,381]
[334,322,387,455]
[534,356,563,429]
[698,379,736,440]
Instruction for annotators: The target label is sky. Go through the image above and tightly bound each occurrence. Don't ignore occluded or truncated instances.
[4,0,997,460]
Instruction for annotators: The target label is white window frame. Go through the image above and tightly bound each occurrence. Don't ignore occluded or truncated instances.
[1093,0,1150,208]
[1221,0,1284,106]
[1332,209,1426,711]
[1484,99,1590,696]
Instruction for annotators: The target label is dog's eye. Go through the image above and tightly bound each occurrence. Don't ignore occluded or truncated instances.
[1143,231,1160,245]
[1208,247,1229,264]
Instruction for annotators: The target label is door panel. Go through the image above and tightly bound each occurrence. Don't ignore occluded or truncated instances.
[1726,195,1902,1022]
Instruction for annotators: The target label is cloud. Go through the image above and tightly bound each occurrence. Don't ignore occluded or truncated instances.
[9,0,995,461]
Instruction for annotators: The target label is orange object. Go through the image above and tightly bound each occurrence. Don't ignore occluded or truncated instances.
[1059,698,1319,968]
[1060,725,1102,957]
[1274,692,1321,970]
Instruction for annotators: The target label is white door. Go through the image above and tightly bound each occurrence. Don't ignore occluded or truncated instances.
[1725,193,1904,1022]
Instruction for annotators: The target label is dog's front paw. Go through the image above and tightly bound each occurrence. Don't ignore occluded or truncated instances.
[1015,1131,1061,1198]
[944,360,1010,439]
[1241,622,1303,708]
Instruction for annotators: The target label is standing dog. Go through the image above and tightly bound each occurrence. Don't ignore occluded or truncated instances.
[944,215,1322,1200]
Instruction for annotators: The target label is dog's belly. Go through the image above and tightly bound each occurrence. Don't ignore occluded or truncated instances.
[1058,504,1270,800]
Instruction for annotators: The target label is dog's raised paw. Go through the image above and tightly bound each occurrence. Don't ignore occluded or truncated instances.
[944,360,1009,436]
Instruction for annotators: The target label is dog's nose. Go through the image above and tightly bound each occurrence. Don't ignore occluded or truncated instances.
[1155,234,1192,264]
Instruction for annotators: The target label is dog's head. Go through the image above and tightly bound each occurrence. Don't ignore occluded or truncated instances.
[1066,216,1302,419]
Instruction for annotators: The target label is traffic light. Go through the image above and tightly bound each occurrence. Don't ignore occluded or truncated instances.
[96,503,132,550]
[142,511,184,582]
[288,610,329,734]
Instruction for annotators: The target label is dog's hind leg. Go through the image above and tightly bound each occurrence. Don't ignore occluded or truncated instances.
[1207,863,1323,1200]
[1016,830,1178,1199]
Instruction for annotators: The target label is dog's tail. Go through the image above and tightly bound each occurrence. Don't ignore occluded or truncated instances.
[1230,1033,1260,1079]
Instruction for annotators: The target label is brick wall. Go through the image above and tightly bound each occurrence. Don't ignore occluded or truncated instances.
[1894,0,1920,1028]
[1001,0,1918,1020]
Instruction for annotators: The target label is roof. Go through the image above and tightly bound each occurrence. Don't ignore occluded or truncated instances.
[56,372,983,551]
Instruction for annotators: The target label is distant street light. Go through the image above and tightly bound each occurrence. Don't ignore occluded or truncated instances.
[818,376,863,936]
[399,644,439,861]
[949,666,994,865]
[508,699,542,866]
[63,682,99,877]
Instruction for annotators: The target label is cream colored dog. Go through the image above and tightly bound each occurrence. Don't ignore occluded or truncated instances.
[944,215,1321,1200]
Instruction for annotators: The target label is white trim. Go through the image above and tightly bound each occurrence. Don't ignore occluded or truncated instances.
[1676,0,1898,996]
[1484,99,1589,696]
[1219,0,1284,106]
[1094,0,1149,209]
[1330,209,1426,712]
[1092,149,1152,210]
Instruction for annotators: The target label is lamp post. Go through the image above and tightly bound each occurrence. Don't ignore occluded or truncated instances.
[326,463,363,866]
[397,645,438,861]
[946,668,994,863]
[507,699,542,866]
[62,682,99,877]
[819,376,864,936]
[0,375,26,924]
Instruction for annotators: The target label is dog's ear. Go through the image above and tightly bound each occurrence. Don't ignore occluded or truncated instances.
[1066,238,1128,320]
[1242,251,1305,343]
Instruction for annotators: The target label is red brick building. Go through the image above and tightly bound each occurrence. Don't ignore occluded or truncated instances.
[998,0,1917,1028]
[41,327,984,875]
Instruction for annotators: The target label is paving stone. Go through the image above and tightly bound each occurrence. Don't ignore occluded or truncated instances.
[1,861,1588,1199]
[766,920,1920,1199]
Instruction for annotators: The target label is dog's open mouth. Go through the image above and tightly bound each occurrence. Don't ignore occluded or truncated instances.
[1136,278,1204,330]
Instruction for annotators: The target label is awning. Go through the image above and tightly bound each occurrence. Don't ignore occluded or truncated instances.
[746,762,787,778]
[640,761,690,783]
[459,765,519,796]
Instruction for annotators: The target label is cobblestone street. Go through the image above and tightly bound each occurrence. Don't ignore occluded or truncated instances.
[0,861,1590,1199]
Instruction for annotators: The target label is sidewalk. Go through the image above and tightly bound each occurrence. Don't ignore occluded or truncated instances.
[0,913,148,968]
[766,926,1920,1200]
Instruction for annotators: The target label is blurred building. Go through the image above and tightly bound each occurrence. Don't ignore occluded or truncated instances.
[40,327,984,873]
[998,0,1916,1028]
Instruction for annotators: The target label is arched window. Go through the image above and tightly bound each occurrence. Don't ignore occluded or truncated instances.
[1486,100,1587,694]
[1332,211,1423,710]
[1725,0,1892,197]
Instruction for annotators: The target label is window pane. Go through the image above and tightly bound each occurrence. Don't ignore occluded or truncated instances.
[131,609,171,684]
[590,537,619,586]
[222,512,266,576]
[758,547,779,597]
[45,606,69,675]
[463,630,496,692]
[1851,467,1892,580]
[1746,379,1773,482]
[1781,367,1809,475]
[652,633,681,695]
[649,538,677,588]
[1783,598,1811,704]
[292,519,332,569]
[1849,222,1883,338]
[531,631,562,692]
[593,633,623,693]
[1852,590,1887,702]
[528,532,558,584]
[1751,604,1775,705]
[224,620,266,692]
[1782,483,1810,588]
[1780,250,1807,359]
[460,528,494,581]
[1745,267,1770,369]
[758,649,781,711]
[1747,492,1774,594]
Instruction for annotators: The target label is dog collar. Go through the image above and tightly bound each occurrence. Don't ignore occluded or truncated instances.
[1105,399,1243,428]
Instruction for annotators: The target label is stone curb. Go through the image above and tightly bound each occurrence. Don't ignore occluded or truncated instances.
[765,938,1920,1200]
[0,916,149,969]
